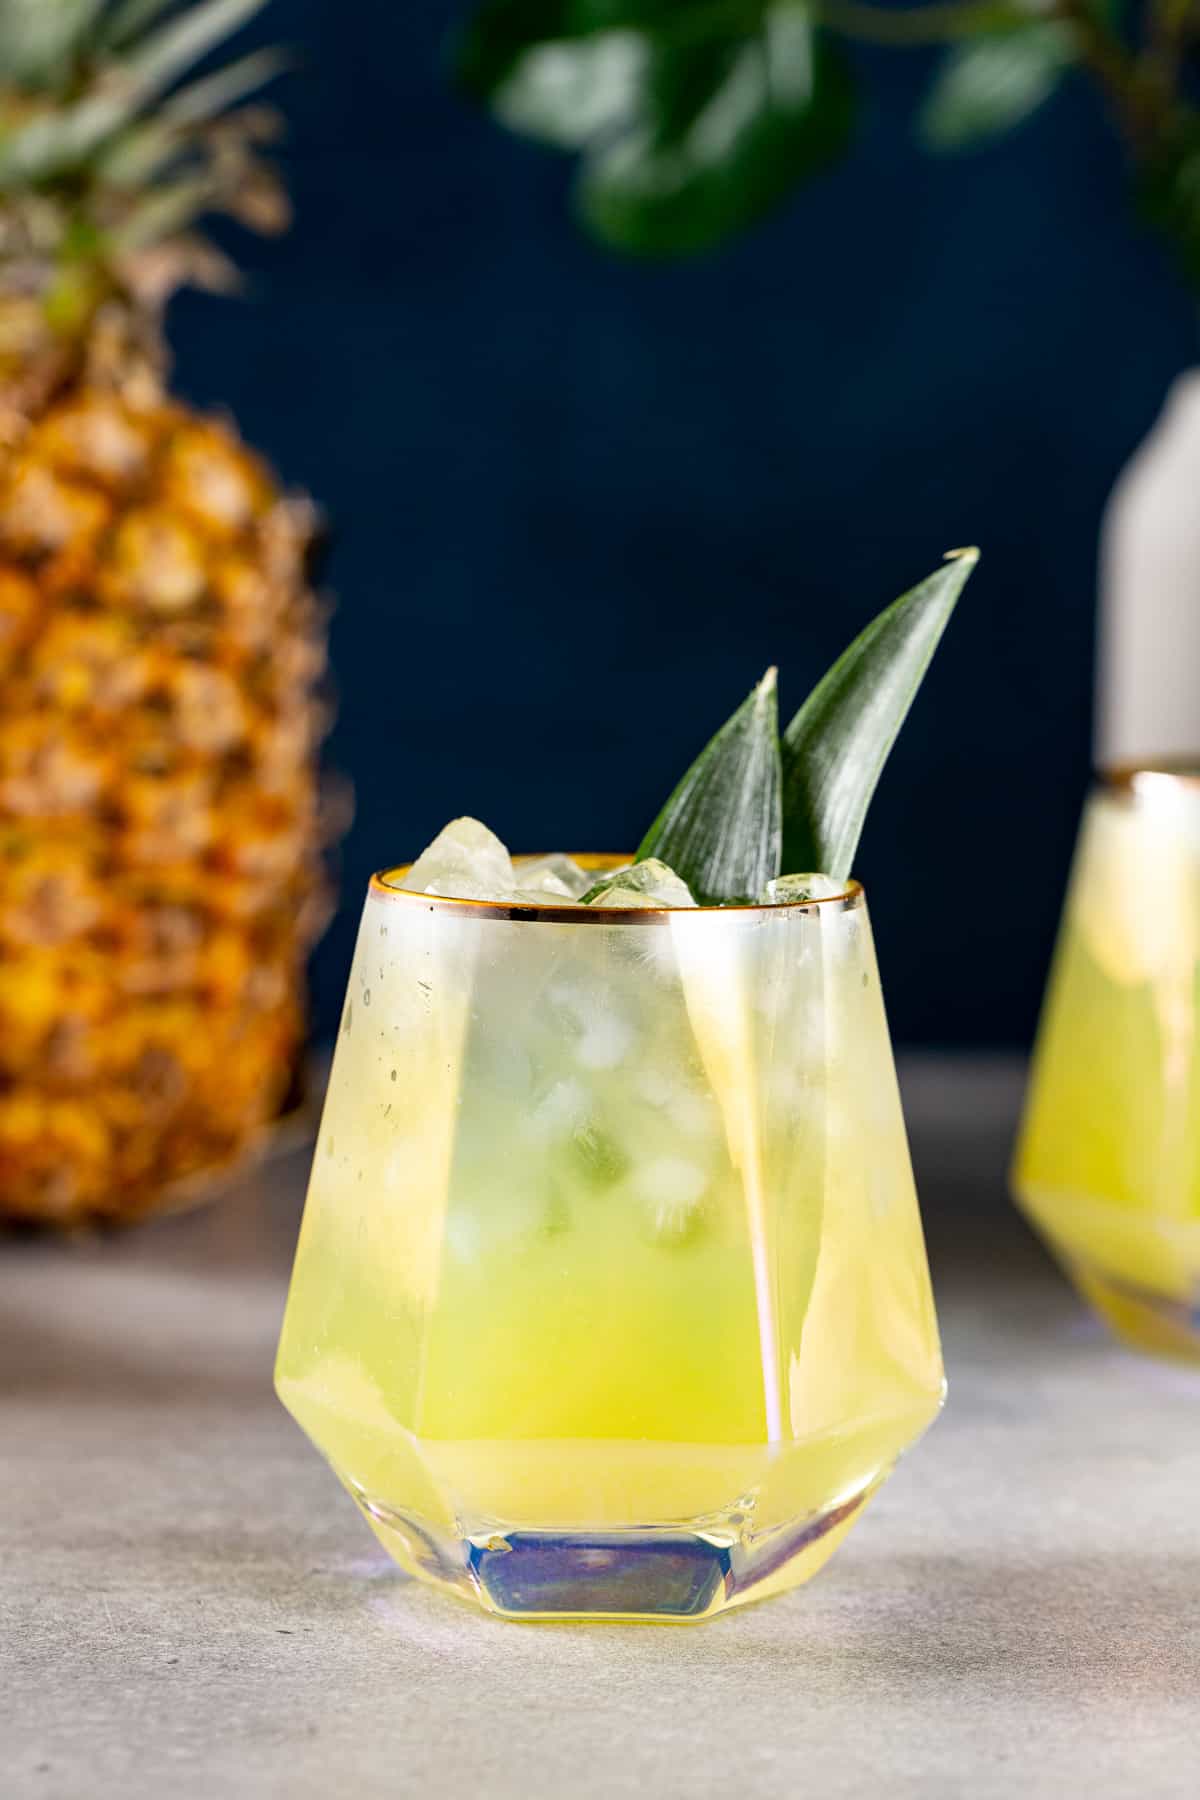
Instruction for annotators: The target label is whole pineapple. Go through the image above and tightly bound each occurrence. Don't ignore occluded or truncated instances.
[0,0,331,1225]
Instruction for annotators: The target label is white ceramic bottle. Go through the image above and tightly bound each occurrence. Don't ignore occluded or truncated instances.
[1097,372,1200,767]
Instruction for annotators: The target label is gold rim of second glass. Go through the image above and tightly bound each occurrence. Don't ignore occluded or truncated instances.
[1101,760,1200,807]
[1102,758,1200,788]
[372,854,864,924]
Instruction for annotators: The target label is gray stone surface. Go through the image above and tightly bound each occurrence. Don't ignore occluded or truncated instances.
[4,1055,1199,1799]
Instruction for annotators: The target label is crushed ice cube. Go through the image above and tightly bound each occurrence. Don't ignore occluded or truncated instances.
[635,1155,708,1244]
[761,872,845,905]
[638,1069,719,1144]
[503,888,583,907]
[514,853,592,899]
[574,1012,635,1070]
[637,1068,674,1108]
[570,1118,630,1186]
[582,859,696,909]
[525,1078,590,1143]
[402,816,513,900]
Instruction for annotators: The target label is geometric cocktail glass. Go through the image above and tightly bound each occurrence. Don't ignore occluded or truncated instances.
[1014,767,1200,1361]
[276,857,945,1621]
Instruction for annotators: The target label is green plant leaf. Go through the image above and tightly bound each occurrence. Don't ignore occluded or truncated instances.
[781,548,979,879]
[456,1,727,103]
[919,24,1073,151]
[470,29,645,151]
[456,1,854,256]
[458,1,623,111]
[584,13,853,254]
[1137,125,1200,290]
[636,666,782,904]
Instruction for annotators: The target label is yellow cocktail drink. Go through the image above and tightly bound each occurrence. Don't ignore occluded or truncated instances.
[276,858,943,1620]
[1015,770,1200,1359]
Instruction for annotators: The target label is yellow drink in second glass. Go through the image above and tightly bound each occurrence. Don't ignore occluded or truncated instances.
[276,860,944,1620]
[1015,771,1200,1359]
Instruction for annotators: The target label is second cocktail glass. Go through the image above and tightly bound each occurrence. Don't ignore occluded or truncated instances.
[1015,767,1200,1360]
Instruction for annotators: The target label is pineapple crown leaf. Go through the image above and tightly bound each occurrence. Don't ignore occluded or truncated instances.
[0,2,108,90]
[110,0,272,113]
[780,547,979,878]
[636,667,782,907]
[0,0,273,179]
[103,0,179,49]
[160,44,288,127]
[0,0,286,304]
[634,549,979,901]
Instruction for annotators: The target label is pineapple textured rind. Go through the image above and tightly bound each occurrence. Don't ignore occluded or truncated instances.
[0,0,332,1225]
[0,384,328,1224]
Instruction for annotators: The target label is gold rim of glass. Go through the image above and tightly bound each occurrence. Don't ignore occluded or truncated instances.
[371,854,864,923]
[1101,760,1200,800]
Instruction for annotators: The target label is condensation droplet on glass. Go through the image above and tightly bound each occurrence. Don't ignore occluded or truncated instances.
[390,1068,397,1082]
[363,989,371,1007]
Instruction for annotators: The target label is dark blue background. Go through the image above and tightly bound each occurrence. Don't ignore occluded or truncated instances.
[169,3,1198,1047]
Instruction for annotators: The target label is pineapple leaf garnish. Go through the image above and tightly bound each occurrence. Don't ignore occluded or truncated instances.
[635,549,978,902]
[636,667,782,906]
[781,548,979,879]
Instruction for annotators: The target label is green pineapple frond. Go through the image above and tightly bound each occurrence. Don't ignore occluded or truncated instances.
[0,0,288,302]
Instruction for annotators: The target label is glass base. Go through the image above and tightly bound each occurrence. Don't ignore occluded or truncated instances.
[348,1476,883,1623]
[1070,1260,1200,1364]
[1015,1184,1200,1364]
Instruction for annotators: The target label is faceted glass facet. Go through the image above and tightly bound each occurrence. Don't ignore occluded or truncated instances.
[1015,771,1200,1361]
[275,859,944,1622]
